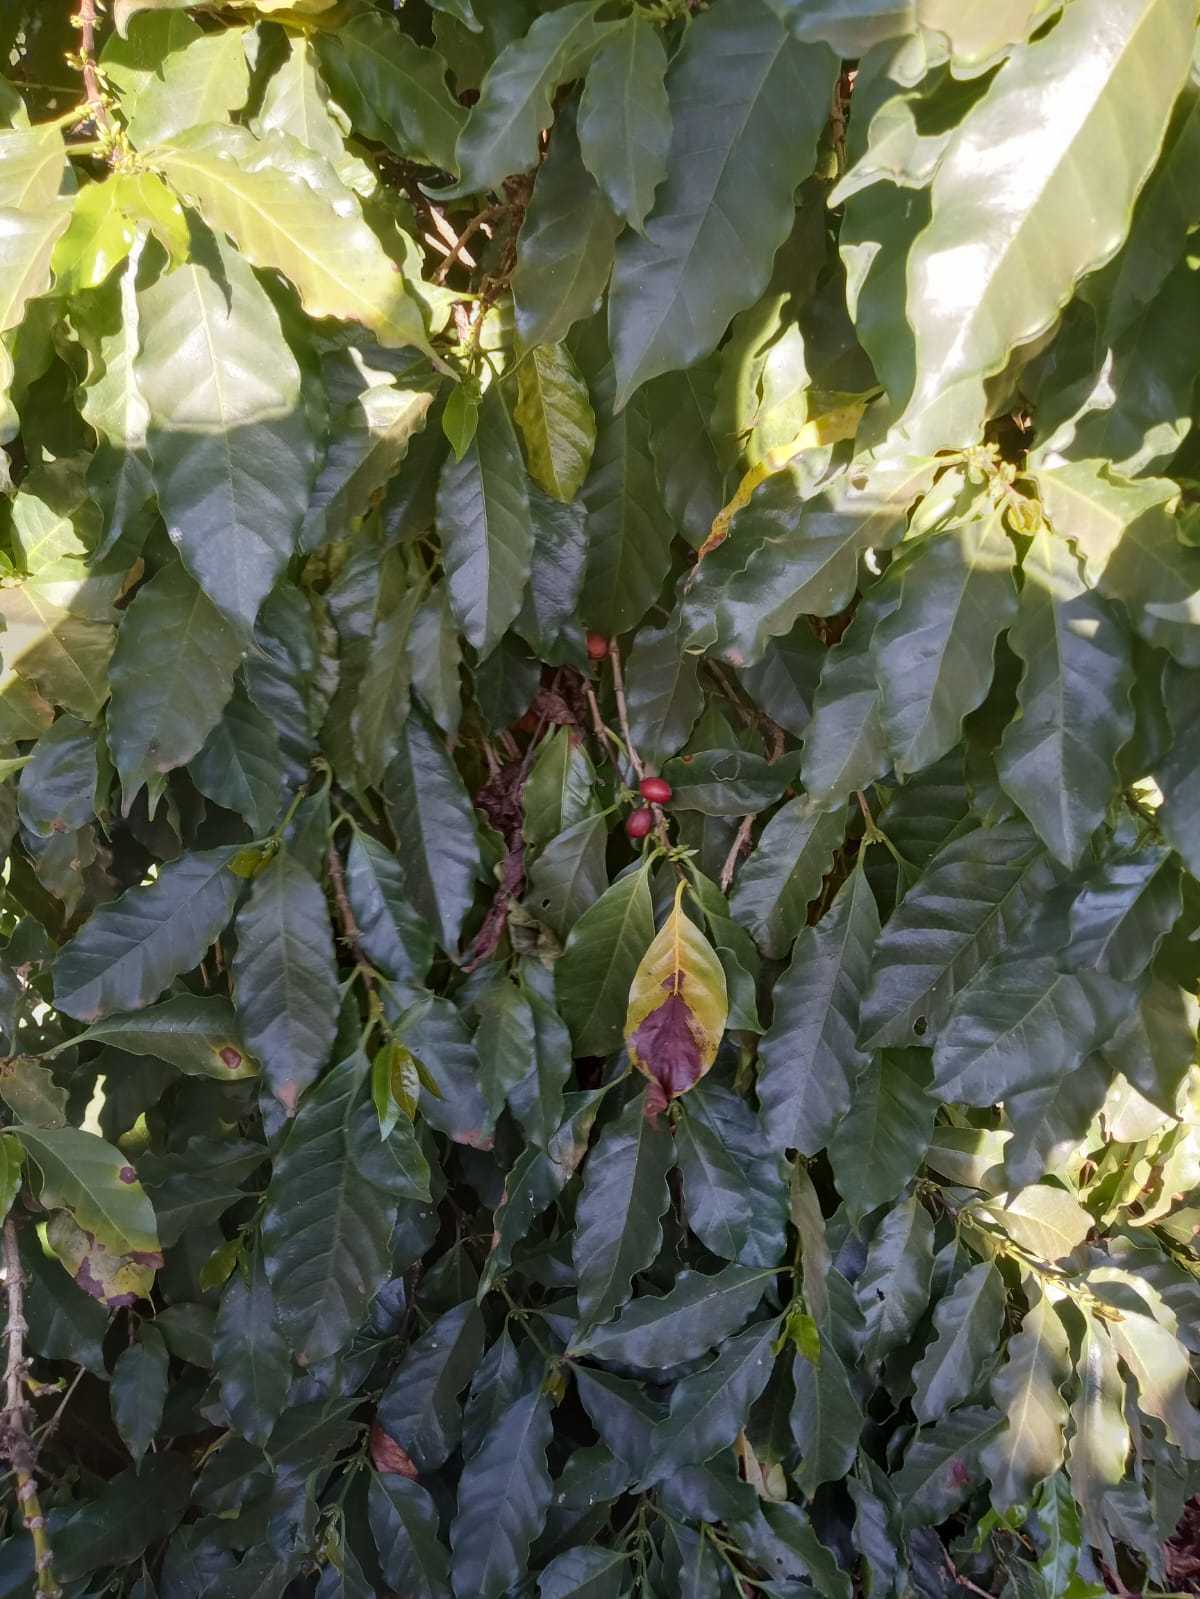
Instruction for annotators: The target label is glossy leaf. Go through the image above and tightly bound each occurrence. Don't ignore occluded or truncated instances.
[624,882,728,1101]
[608,1,836,408]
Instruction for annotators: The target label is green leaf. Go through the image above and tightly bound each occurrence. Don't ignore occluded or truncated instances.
[622,622,704,768]
[932,954,1135,1104]
[1037,461,1200,667]
[314,11,465,171]
[1106,1306,1200,1452]
[345,831,435,994]
[874,509,1018,778]
[511,100,620,352]
[514,343,596,504]
[0,1135,21,1227]
[1156,661,1200,881]
[0,576,116,722]
[232,850,339,1114]
[111,1327,168,1463]
[212,1246,291,1446]
[859,821,1054,1048]
[135,232,316,635]
[1066,845,1181,981]
[577,15,670,234]
[579,363,675,638]
[383,714,480,955]
[53,847,240,1022]
[896,1405,1002,1528]
[537,1547,629,1599]
[829,1050,936,1220]
[300,382,437,554]
[377,1300,485,1471]
[980,1288,1072,1510]
[0,123,67,208]
[437,381,533,657]
[730,799,846,960]
[1066,1311,1130,1557]
[370,1472,453,1599]
[569,1263,770,1368]
[447,3,617,197]
[262,1052,410,1363]
[855,1192,935,1362]
[683,457,935,667]
[108,559,242,811]
[799,631,891,811]
[644,1316,781,1486]
[16,713,98,839]
[680,1082,788,1268]
[523,727,597,855]
[190,682,285,836]
[157,126,437,361]
[253,34,366,191]
[897,0,1193,448]
[556,862,654,1056]
[64,995,257,1081]
[912,1260,1006,1423]
[352,549,420,790]
[527,812,609,942]
[997,528,1133,867]
[790,1337,863,1495]
[450,1381,554,1599]
[659,748,802,816]
[608,1,836,408]
[757,867,879,1156]
[125,23,249,147]
[573,1091,674,1328]
[507,967,574,1151]
[11,1125,158,1255]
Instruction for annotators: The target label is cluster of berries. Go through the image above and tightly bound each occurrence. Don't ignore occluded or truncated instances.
[585,633,673,841]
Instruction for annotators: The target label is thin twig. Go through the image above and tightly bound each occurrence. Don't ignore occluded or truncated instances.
[583,681,607,747]
[325,845,375,996]
[941,1549,997,1599]
[75,0,113,137]
[720,816,755,895]
[608,640,643,782]
[32,1366,85,1448]
[2,1219,60,1599]
[432,202,504,285]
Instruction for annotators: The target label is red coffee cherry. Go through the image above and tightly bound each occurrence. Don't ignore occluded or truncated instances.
[639,776,672,805]
[625,808,654,840]
[586,632,610,660]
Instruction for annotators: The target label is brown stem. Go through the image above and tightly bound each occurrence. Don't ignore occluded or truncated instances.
[607,640,644,783]
[719,816,754,895]
[2,1218,60,1599]
[75,0,113,137]
[432,202,505,285]
[325,844,376,996]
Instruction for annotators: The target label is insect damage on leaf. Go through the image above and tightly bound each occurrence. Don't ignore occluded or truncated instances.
[625,881,728,1099]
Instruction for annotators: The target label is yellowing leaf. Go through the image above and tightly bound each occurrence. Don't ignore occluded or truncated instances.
[624,881,728,1100]
[514,343,596,503]
[697,393,870,559]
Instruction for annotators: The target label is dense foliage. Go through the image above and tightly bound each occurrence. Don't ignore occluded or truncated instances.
[1,0,1199,1594]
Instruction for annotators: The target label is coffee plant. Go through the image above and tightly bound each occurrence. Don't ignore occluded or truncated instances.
[0,0,1199,1594]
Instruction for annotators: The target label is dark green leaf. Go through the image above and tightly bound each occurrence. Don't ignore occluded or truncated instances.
[829,1050,936,1219]
[757,868,879,1156]
[997,529,1133,866]
[573,1092,674,1328]
[608,1,836,407]
[110,1326,168,1462]
[556,862,654,1056]
[262,1052,408,1362]
[437,382,533,659]
[212,1245,291,1446]
[53,846,241,1022]
[912,1261,1006,1423]
[569,1264,771,1368]
[577,15,669,234]
[450,1381,554,1599]
[378,1300,486,1472]
[644,1316,781,1486]
[383,714,480,956]
[729,798,846,959]
[370,1472,453,1599]
[231,850,339,1114]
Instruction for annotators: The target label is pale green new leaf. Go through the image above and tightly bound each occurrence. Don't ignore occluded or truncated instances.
[898,0,1193,448]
